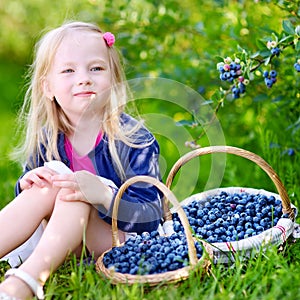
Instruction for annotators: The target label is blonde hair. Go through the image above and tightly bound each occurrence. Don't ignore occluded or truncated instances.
[13,21,149,179]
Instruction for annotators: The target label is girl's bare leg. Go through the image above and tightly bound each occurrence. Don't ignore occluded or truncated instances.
[0,185,59,258]
[0,186,124,299]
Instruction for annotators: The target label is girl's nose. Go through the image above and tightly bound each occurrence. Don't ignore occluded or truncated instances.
[78,79,91,86]
[77,72,92,86]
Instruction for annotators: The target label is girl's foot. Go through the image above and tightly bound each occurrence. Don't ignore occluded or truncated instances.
[0,269,44,300]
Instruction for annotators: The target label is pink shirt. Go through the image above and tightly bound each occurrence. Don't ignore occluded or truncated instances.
[65,132,103,174]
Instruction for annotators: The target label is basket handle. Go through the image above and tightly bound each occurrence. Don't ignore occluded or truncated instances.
[164,145,294,220]
[111,175,198,266]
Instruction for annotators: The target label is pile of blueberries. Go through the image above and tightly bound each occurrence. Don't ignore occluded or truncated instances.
[219,61,243,83]
[102,230,203,275]
[231,79,246,99]
[218,61,247,99]
[263,70,277,88]
[173,191,283,243]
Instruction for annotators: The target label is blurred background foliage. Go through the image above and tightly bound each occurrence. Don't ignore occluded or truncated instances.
[0,0,299,203]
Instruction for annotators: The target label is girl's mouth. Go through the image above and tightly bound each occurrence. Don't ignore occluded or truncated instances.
[74,91,96,98]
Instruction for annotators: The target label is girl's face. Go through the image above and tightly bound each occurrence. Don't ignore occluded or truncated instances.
[43,30,112,125]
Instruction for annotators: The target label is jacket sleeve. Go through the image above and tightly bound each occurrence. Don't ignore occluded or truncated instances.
[97,139,164,234]
[14,164,34,196]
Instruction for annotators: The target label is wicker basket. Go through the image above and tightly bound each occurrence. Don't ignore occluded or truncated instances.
[96,175,212,285]
[164,145,297,263]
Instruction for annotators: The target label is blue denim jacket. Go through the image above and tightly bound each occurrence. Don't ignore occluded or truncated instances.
[15,114,163,233]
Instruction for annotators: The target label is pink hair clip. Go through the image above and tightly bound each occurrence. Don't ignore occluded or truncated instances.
[103,32,115,47]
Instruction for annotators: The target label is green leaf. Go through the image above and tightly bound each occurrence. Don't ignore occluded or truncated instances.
[271,33,278,42]
[256,39,267,50]
[258,50,271,58]
[264,56,271,66]
[215,55,225,61]
[237,45,246,53]
[296,40,300,52]
[278,35,294,44]
[250,51,261,59]
[282,20,295,35]
[253,93,269,102]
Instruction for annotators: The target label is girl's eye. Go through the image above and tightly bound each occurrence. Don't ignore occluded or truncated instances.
[91,66,105,71]
[62,69,74,73]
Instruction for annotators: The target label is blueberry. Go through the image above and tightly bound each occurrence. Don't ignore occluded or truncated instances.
[129,256,137,264]
[219,66,225,73]
[103,255,112,265]
[226,236,232,242]
[230,62,237,70]
[236,204,244,212]
[258,198,267,206]
[197,219,205,226]
[205,202,212,209]
[294,62,300,72]
[150,230,160,238]
[260,219,267,228]
[238,82,246,93]
[230,70,237,77]
[245,222,252,229]
[209,214,217,222]
[287,148,295,156]
[215,228,222,235]
[253,216,260,223]
[129,266,139,275]
[197,209,205,218]
[238,231,245,239]
[112,248,121,256]
[225,230,232,237]
[264,78,273,88]
[269,70,277,78]
[169,263,180,271]
[245,228,255,235]
[271,47,280,56]
[231,85,240,96]
[236,225,244,232]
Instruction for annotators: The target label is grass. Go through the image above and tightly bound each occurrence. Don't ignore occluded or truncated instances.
[2,243,299,299]
[1,110,300,299]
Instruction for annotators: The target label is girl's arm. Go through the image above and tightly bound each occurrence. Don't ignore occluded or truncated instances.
[99,139,164,234]
[51,139,163,234]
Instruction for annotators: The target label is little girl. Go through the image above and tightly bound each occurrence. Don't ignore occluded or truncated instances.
[0,21,162,299]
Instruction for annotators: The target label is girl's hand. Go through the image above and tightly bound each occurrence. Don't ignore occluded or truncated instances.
[51,170,113,206]
[20,166,57,190]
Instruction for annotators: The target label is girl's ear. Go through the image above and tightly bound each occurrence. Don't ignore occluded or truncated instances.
[42,77,53,100]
